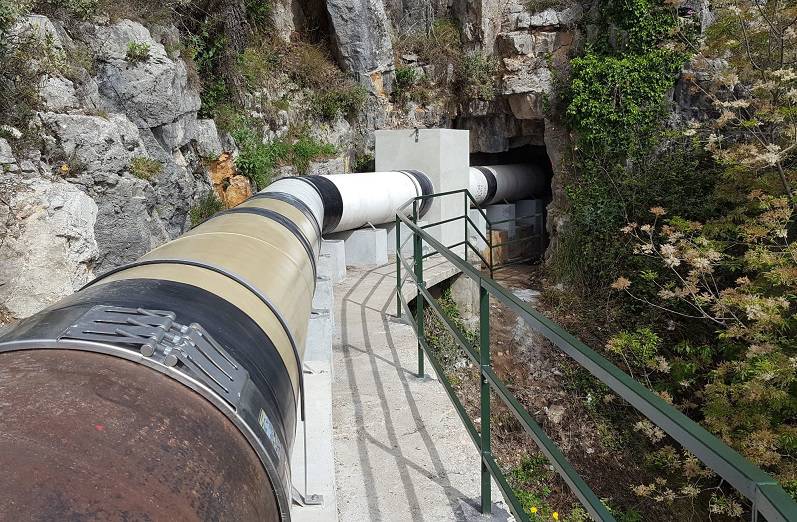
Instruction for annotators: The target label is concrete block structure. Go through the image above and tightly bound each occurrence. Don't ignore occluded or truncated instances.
[327,228,388,267]
[375,129,470,251]
[319,240,347,282]
[312,276,334,315]
[486,203,516,237]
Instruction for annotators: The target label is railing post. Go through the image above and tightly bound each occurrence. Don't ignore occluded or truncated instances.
[488,221,494,278]
[479,281,491,514]
[464,191,468,264]
[395,214,402,318]
[413,200,425,378]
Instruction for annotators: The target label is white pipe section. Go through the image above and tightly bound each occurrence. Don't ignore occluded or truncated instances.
[262,177,325,230]
[469,168,490,204]
[469,164,547,206]
[325,171,425,233]
[257,164,545,236]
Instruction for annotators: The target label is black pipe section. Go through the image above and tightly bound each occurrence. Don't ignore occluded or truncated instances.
[296,175,343,234]
[249,192,323,250]
[400,170,434,217]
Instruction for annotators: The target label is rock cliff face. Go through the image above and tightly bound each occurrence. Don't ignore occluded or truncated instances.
[0,16,217,318]
[1,0,580,322]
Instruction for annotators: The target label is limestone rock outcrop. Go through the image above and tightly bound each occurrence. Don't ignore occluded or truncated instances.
[0,14,217,320]
[88,20,201,133]
[326,0,394,76]
[0,177,98,319]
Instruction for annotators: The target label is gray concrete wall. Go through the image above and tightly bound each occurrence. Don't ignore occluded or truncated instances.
[486,204,516,237]
[374,129,470,252]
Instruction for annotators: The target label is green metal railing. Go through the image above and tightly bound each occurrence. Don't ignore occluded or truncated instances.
[394,189,797,522]
[395,189,544,278]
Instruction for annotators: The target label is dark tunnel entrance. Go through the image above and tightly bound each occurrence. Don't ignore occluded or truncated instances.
[470,144,554,264]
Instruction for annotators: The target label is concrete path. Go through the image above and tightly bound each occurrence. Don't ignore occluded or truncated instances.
[331,259,512,522]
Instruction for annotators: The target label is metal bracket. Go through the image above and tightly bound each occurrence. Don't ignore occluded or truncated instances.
[292,485,323,506]
[60,305,248,407]
[310,308,329,317]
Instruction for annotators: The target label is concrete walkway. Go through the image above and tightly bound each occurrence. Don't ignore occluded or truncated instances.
[331,259,512,521]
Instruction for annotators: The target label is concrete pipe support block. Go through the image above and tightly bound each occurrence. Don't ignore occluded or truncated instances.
[319,240,347,283]
[326,228,388,267]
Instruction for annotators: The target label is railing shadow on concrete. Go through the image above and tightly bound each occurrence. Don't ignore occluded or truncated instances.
[394,189,797,522]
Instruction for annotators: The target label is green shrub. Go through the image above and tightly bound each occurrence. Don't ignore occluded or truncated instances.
[392,65,436,105]
[606,327,667,385]
[554,139,718,289]
[566,48,683,156]
[311,84,367,120]
[238,40,280,89]
[291,135,336,174]
[394,65,419,90]
[129,156,162,181]
[392,65,419,102]
[231,124,278,189]
[232,120,336,188]
[353,152,374,173]
[457,52,497,100]
[245,0,271,28]
[190,192,224,227]
[551,0,689,292]
[199,78,229,119]
[606,0,676,52]
[507,454,582,520]
[126,41,150,63]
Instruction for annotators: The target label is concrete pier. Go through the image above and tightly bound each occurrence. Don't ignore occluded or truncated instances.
[327,228,388,267]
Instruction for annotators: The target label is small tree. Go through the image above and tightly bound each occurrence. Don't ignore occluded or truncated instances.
[687,0,797,204]
[613,195,797,494]
[611,1,797,498]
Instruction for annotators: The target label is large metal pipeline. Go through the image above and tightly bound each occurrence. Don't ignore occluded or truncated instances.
[469,164,548,206]
[0,164,543,521]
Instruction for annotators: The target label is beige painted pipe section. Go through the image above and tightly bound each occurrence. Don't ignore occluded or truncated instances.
[238,198,321,256]
[93,206,320,404]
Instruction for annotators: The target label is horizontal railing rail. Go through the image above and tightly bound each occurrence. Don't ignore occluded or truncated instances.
[396,189,543,275]
[394,189,797,522]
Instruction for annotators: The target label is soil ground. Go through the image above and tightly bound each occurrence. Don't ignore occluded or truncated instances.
[429,264,738,521]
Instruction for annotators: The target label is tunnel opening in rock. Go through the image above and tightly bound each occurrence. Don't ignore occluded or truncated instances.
[293,0,333,45]
[470,143,553,263]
